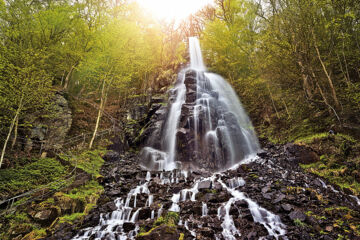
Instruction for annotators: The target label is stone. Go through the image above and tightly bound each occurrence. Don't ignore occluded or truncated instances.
[123,222,135,232]
[198,180,211,190]
[325,226,333,232]
[273,193,286,203]
[24,91,72,152]
[33,209,58,225]
[281,203,293,212]
[284,143,320,164]
[138,208,152,220]
[289,210,306,221]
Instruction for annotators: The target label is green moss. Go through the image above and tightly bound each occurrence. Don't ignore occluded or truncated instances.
[294,132,329,144]
[59,212,85,223]
[249,173,259,179]
[138,212,180,237]
[0,157,68,198]
[65,180,103,201]
[59,148,105,177]
[205,189,217,194]
[165,212,180,226]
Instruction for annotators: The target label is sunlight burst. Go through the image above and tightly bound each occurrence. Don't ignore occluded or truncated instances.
[137,0,213,21]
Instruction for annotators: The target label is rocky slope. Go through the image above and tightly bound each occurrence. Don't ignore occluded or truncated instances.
[48,142,360,240]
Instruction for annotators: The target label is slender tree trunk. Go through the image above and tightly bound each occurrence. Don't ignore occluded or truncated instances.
[11,115,19,149]
[312,30,340,108]
[311,69,341,123]
[341,32,351,84]
[1,96,23,168]
[336,52,350,86]
[63,65,75,90]
[297,59,313,99]
[89,79,106,149]
[282,99,290,119]
[316,82,341,123]
[267,85,280,119]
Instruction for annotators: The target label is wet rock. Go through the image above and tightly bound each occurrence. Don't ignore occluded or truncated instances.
[138,208,152,220]
[273,193,286,203]
[281,203,293,212]
[289,210,306,221]
[123,222,135,232]
[198,180,211,190]
[199,227,214,238]
[103,151,120,162]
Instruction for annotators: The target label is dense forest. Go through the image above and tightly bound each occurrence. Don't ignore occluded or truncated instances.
[0,0,359,239]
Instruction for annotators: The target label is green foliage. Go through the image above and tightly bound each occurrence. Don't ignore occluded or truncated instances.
[301,161,360,195]
[0,157,67,198]
[59,212,86,224]
[294,218,306,228]
[60,148,106,177]
[64,180,103,202]
[201,0,360,143]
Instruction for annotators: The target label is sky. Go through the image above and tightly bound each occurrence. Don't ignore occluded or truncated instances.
[136,0,214,21]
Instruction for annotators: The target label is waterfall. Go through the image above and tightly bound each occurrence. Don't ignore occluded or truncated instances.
[189,37,206,71]
[141,37,259,171]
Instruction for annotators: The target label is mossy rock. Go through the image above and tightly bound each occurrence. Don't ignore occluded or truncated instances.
[136,225,180,240]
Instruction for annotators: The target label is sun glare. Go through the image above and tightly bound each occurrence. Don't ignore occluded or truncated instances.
[137,0,213,21]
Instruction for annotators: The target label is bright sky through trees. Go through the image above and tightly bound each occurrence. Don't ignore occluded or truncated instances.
[137,0,213,21]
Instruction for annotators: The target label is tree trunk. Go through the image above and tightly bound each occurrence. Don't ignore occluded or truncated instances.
[1,96,23,168]
[63,65,75,90]
[267,85,280,119]
[282,99,290,119]
[316,82,341,123]
[89,79,106,149]
[297,59,313,99]
[311,68,341,123]
[312,30,340,108]
[11,115,19,149]
[336,52,350,86]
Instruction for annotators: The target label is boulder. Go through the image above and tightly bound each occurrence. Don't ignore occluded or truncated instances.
[284,143,320,164]
[289,210,306,221]
[33,208,58,225]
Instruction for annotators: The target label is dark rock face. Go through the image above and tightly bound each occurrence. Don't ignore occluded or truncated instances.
[175,70,250,171]
[23,91,72,153]
[138,69,259,172]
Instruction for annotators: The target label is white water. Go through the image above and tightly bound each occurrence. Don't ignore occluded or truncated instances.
[202,202,208,216]
[72,175,153,240]
[188,37,259,168]
[141,37,259,171]
[218,179,286,239]
[189,37,206,71]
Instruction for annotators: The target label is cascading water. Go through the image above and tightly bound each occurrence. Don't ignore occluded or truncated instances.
[141,37,259,171]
